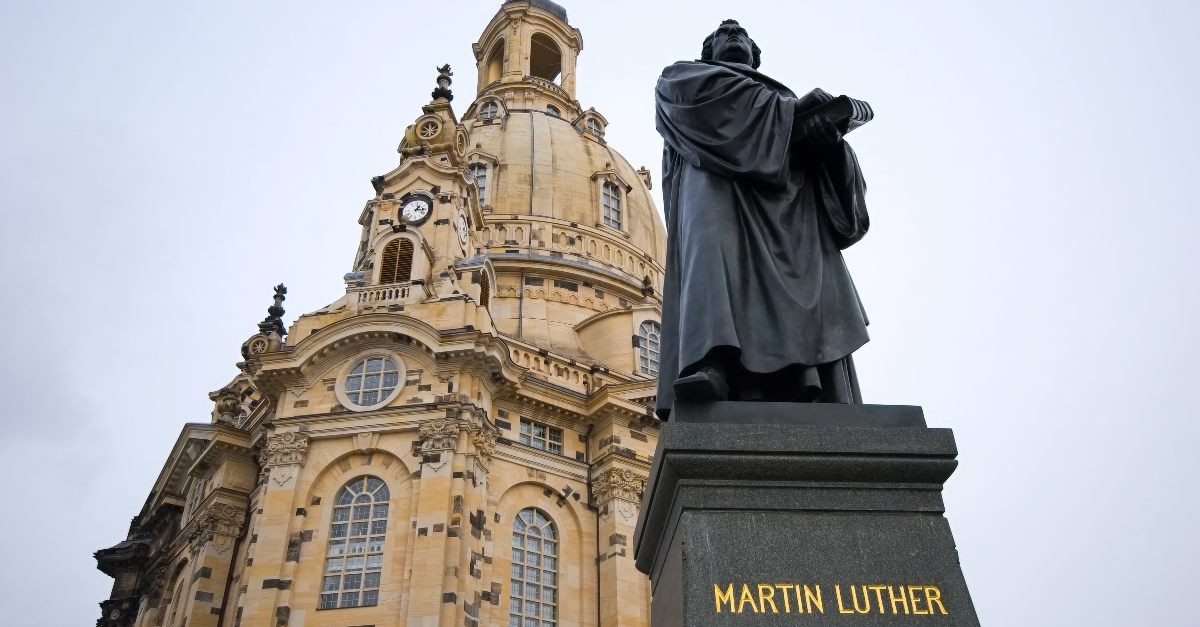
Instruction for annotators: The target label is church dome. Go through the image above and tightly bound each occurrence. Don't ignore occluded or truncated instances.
[456,1,666,365]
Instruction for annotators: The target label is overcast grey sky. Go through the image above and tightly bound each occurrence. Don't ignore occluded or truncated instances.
[2,0,1197,624]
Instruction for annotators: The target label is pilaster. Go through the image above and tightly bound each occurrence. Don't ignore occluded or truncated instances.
[240,431,310,627]
[594,464,651,627]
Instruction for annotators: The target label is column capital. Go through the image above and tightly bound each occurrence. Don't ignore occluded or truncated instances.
[187,502,247,557]
[259,432,310,468]
[592,466,647,508]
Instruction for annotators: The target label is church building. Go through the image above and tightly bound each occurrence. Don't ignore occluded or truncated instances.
[94,2,665,625]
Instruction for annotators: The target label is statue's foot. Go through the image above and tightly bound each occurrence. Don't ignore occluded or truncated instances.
[673,366,729,402]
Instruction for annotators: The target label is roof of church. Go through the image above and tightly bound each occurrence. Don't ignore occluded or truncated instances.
[504,0,568,23]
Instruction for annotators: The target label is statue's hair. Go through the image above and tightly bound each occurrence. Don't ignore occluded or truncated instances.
[701,19,761,69]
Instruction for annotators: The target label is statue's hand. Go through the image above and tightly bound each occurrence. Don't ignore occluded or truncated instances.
[796,116,842,152]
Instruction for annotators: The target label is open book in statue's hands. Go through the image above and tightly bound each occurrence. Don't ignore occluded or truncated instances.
[796,88,874,135]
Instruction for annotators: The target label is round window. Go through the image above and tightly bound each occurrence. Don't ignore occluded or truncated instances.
[342,355,403,408]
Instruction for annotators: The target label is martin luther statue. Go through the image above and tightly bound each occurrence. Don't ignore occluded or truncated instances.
[655,19,875,419]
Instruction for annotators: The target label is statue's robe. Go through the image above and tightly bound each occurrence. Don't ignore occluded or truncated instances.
[654,60,870,419]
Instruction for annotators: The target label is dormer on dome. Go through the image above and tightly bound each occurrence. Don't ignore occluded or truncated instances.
[574,107,608,141]
[472,0,583,117]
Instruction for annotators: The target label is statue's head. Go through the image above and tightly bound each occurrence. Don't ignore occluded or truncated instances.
[701,19,761,69]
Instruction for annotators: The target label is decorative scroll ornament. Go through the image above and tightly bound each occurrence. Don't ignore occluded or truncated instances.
[417,417,461,453]
[259,432,310,468]
[593,467,647,506]
[187,502,246,556]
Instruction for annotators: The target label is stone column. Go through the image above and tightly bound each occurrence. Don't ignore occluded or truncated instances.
[239,431,309,627]
[594,465,651,627]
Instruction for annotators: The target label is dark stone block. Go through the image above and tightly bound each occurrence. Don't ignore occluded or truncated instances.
[194,591,214,603]
[191,566,212,582]
[442,592,457,603]
[634,402,978,626]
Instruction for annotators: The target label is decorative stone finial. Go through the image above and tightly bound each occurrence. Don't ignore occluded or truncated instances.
[257,283,288,337]
[432,64,454,101]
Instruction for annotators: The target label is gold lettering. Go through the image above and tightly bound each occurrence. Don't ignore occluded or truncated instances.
[925,586,948,615]
[804,584,824,614]
[836,585,854,614]
[869,585,887,614]
[714,583,735,613]
[851,585,870,614]
[738,583,760,614]
[774,584,794,613]
[887,585,909,614]
[909,585,928,615]
[757,584,779,613]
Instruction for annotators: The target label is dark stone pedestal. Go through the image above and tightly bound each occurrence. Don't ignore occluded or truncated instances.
[633,402,979,626]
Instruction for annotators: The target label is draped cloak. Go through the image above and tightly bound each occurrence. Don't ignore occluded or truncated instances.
[654,60,871,419]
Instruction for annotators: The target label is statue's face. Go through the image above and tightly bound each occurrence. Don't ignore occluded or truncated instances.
[710,21,754,65]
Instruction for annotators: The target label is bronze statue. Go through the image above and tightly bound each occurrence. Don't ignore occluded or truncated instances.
[655,19,875,419]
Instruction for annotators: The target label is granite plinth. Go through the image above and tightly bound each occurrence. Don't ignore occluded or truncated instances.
[633,402,979,626]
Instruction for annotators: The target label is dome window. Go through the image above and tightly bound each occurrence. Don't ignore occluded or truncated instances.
[480,101,499,121]
[601,182,622,230]
[530,32,562,83]
[546,104,561,118]
[638,321,662,377]
[586,117,604,136]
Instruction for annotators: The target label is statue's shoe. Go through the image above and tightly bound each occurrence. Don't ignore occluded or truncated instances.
[672,366,729,402]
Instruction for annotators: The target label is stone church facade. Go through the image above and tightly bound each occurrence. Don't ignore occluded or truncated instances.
[94,2,665,626]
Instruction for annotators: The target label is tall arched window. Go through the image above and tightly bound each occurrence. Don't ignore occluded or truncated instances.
[469,163,489,204]
[320,476,390,610]
[602,182,622,230]
[379,238,414,284]
[529,33,562,83]
[510,508,558,626]
[485,40,504,84]
[638,321,661,377]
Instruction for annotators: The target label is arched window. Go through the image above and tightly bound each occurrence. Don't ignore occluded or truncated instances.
[320,476,390,610]
[485,39,504,84]
[379,238,414,284]
[469,163,489,204]
[638,321,662,377]
[586,118,603,136]
[601,182,622,230]
[479,271,491,309]
[480,101,500,122]
[167,576,187,627]
[510,508,558,626]
[529,33,562,83]
[545,104,560,118]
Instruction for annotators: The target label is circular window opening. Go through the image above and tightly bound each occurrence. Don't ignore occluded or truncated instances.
[342,355,402,408]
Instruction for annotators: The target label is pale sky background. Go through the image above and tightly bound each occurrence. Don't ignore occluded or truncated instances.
[1,0,1198,625]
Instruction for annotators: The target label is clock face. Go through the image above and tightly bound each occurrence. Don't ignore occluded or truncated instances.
[456,214,469,247]
[401,195,431,225]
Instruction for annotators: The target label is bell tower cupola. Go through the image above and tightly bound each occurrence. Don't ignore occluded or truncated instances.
[473,0,583,116]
